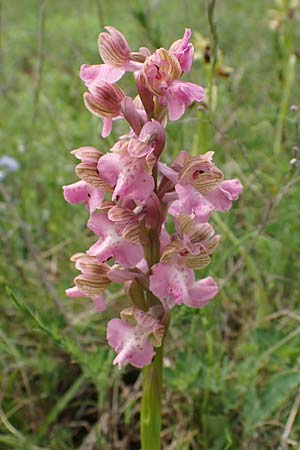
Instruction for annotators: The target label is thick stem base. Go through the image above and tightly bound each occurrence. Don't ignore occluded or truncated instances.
[141,345,163,450]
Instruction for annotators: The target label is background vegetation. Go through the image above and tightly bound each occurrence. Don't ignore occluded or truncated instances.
[1,0,300,448]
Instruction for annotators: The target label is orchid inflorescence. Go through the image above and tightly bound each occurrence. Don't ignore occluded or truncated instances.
[63,27,242,369]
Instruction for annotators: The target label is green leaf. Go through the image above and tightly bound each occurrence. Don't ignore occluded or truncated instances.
[244,371,300,430]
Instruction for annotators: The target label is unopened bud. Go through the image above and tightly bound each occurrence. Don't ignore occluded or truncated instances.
[290,158,300,167]
[84,83,125,119]
[71,147,111,190]
[71,254,111,297]
[98,27,130,68]
[139,120,166,158]
[136,72,154,118]
[120,96,143,135]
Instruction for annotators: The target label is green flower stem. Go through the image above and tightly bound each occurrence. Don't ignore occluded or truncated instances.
[141,344,163,450]
[141,165,164,449]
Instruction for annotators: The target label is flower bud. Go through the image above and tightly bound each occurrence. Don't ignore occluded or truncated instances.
[71,253,111,297]
[98,27,131,68]
[169,28,194,73]
[71,147,112,191]
[143,48,182,96]
[83,82,125,119]
[120,96,144,135]
[139,120,166,158]
[136,71,154,118]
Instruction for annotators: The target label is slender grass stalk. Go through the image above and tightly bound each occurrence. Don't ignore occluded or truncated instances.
[193,110,210,156]
[194,0,218,157]
[273,0,296,155]
[273,53,296,155]
[207,1,217,95]
[141,345,163,450]
[36,373,86,440]
[198,6,219,446]
[193,0,218,157]
[212,215,269,319]
[94,0,105,30]
[201,327,214,449]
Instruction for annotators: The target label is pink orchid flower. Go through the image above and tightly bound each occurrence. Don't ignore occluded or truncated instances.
[160,216,221,269]
[98,148,155,202]
[63,180,104,213]
[87,212,144,268]
[169,179,243,221]
[80,27,143,89]
[66,253,111,312]
[149,262,218,308]
[66,286,106,312]
[97,122,165,202]
[169,28,194,73]
[142,48,204,120]
[107,307,164,368]
[160,152,243,221]
[83,82,125,137]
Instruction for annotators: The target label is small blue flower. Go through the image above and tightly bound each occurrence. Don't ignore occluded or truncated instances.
[0,156,20,180]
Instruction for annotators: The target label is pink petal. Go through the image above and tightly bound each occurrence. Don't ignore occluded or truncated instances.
[97,152,121,187]
[185,277,219,308]
[158,162,179,183]
[66,287,106,312]
[102,118,113,138]
[160,225,171,251]
[112,240,143,268]
[167,81,205,121]
[88,212,144,268]
[128,138,150,158]
[222,179,243,199]
[107,318,132,351]
[138,120,166,157]
[169,184,214,222]
[80,64,125,88]
[63,180,104,213]
[181,81,205,102]
[150,262,194,304]
[136,258,149,273]
[167,95,186,121]
[63,180,87,204]
[107,319,155,369]
[92,295,106,312]
[65,286,85,298]
[144,192,163,230]
[169,28,194,73]
[120,96,144,136]
[87,212,114,237]
[98,27,132,70]
[205,179,243,212]
[119,341,155,368]
[113,164,155,202]
[88,188,105,213]
[87,213,144,267]
[107,267,147,284]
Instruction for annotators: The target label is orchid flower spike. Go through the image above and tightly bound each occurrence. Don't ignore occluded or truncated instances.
[64,27,242,369]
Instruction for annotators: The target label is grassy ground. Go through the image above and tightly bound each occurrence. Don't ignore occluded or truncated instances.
[1,0,300,448]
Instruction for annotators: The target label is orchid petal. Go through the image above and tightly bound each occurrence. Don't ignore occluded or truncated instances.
[80,64,125,88]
